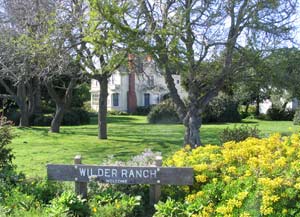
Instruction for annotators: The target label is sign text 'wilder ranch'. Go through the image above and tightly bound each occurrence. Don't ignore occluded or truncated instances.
[47,165,193,185]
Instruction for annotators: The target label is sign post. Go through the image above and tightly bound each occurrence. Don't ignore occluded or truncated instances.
[149,156,162,205]
[47,156,194,204]
[74,155,87,199]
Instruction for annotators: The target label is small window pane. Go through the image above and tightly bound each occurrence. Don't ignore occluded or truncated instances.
[92,93,99,105]
[112,93,119,106]
[144,93,150,106]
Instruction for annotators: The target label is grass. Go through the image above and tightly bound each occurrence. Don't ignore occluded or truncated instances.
[9,115,300,177]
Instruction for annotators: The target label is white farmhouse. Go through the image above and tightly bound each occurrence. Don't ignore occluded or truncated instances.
[90,55,187,112]
[259,98,299,114]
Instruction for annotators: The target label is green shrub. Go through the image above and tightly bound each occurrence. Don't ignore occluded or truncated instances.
[255,113,270,120]
[238,105,256,119]
[5,111,20,126]
[41,103,56,114]
[62,110,81,126]
[203,93,241,123]
[62,108,90,126]
[154,198,188,217]
[133,106,152,115]
[219,125,260,144]
[89,188,141,217]
[0,179,63,216]
[7,207,49,217]
[147,99,180,124]
[107,109,128,116]
[266,107,294,121]
[0,179,13,203]
[30,114,52,126]
[83,101,94,113]
[71,83,91,108]
[71,108,90,125]
[0,205,10,217]
[19,179,63,204]
[0,118,15,178]
[3,189,38,213]
[293,109,300,125]
[47,191,90,217]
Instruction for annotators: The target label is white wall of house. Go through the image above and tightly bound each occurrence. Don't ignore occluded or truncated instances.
[259,98,299,114]
[90,61,187,112]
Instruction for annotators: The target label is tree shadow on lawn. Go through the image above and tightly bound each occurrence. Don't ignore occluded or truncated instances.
[203,122,231,125]
[108,137,183,148]
[107,116,143,124]
[241,119,259,124]
[201,128,224,145]
[59,123,165,137]
[17,127,50,136]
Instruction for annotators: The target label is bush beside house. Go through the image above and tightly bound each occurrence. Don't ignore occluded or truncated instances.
[148,93,241,124]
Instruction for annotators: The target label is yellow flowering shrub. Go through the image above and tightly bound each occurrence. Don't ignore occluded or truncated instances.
[161,133,300,216]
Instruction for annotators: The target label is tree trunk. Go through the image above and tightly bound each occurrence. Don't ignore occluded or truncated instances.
[98,76,108,139]
[33,76,42,114]
[245,103,250,114]
[50,104,65,133]
[184,105,202,148]
[19,105,30,127]
[17,82,30,127]
[255,95,260,116]
[45,78,77,133]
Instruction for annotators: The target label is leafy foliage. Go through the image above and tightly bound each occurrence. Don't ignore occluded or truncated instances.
[203,93,241,123]
[134,106,153,116]
[89,188,141,217]
[267,107,295,121]
[0,118,15,180]
[62,108,90,126]
[219,125,261,144]
[46,191,90,217]
[30,114,52,126]
[107,110,129,116]
[18,179,63,204]
[147,99,180,124]
[154,198,187,217]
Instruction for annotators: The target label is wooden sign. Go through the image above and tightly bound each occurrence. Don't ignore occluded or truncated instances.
[47,164,193,185]
[46,155,194,205]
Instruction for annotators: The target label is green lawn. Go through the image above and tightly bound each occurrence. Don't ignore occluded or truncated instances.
[9,115,300,177]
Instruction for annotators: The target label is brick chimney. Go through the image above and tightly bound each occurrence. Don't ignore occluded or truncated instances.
[127,54,137,113]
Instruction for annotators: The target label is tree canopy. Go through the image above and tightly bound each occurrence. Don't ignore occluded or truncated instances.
[99,0,298,146]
